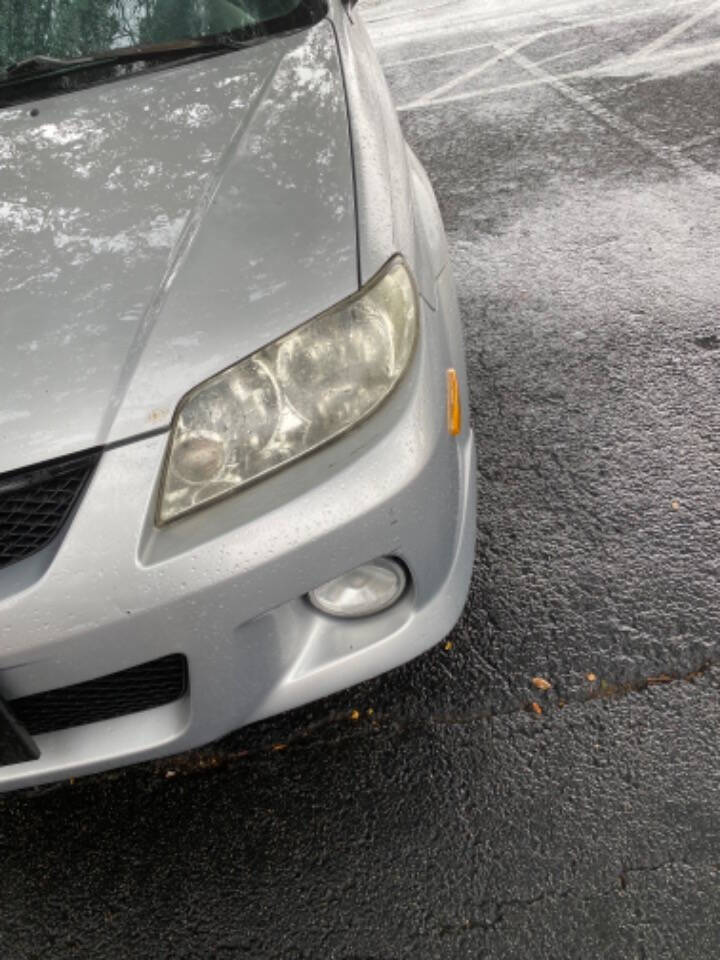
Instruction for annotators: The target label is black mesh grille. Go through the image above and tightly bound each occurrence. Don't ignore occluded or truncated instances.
[9,654,188,736]
[0,450,100,571]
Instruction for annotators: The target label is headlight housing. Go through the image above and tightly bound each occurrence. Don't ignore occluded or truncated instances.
[157,256,419,525]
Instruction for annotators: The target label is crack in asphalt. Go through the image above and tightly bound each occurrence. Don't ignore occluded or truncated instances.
[128,659,720,786]
[619,858,693,887]
[9,647,703,799]
[430,659,716,726]
[4,7,720,959]
[434,858,720,937]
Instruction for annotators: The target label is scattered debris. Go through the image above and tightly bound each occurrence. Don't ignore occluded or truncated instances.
[647,673,674,685]
[155,752,232,778]
[367,707,375,717]
[444,640,453,651]
[531,701,543,716]
[531,676,551,691]
[586,672,597,682]
[350,709,361,721]
[671,499,680,510]
[272,743,288,752]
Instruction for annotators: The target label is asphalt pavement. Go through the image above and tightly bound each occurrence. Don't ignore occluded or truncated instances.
[3,1,720,957]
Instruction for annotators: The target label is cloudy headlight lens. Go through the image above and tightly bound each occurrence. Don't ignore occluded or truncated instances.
[157,256,418,524]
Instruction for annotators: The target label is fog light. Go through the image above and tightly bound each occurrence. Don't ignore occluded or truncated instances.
[308,558,407,619]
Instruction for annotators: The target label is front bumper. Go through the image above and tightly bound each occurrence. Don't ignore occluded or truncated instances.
[0,268,476,791]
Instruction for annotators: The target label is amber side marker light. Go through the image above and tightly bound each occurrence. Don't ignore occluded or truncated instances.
[447,368,461,436]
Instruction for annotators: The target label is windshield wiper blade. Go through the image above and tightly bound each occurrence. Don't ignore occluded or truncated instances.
[4,55,95,78]
[0,37,244,88]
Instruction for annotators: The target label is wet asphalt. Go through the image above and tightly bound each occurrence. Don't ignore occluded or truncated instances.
[3,0,720,956]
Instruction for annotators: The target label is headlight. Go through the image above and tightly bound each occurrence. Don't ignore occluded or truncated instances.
[157,256,419,524]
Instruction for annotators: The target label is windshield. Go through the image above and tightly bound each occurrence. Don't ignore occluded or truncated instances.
[0,0,325,73]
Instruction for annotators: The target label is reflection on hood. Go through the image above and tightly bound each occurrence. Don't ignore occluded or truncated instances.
[0,20,357,474]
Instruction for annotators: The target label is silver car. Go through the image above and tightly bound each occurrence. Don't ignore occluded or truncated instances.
[0,0,476,790]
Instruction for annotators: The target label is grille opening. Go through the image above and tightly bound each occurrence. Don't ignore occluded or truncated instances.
[0,449,100,572]
[9,654,188,736]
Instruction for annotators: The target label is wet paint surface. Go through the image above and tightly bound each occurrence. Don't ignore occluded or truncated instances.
[0,21,356,473]
[2,1,720,956]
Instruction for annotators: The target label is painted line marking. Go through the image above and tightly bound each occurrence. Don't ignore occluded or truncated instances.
[363,0,457,26]
[411,32,548,108]
[368,0,700,48]
[679,129,720,149]
[400,2,663,109]
[398,66,603,111]
[380,2,684,71]
[396,36,720,111]
[533,39,604,68]
[631,0,720,59]
[504,46,708,177]
[384,41,495,70]
[384,34,602,71]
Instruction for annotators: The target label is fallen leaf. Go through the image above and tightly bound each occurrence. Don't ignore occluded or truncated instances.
[350,709,360,721]
[444,641,453,651]
[367,707,375,717]
[272,743,288,752]
[531,676,551,691]
[586,672,597,682]
[531,701,543,716]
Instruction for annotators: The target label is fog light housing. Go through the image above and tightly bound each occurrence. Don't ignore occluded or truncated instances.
[308,558,407,619]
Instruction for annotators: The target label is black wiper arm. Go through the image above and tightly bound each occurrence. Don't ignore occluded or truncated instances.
[0,37,244,88]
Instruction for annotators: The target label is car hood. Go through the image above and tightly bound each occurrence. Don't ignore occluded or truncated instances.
[0,20,357,475]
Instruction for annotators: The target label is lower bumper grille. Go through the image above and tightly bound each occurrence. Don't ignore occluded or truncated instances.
[9,654,188,736]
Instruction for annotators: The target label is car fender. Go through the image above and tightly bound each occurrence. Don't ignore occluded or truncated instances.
[332,4,448,303]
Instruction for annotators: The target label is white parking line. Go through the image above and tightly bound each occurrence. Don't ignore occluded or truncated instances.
[505,47,709,177]
[381,4,664,72]
[363,0,456,26]
[533,40,604,67]
[397,38,716,181]
[367,0,701,49]
[411,33,548,107]
[396,37,720,111]
[398,0,668,109]
[385,36,600,72]
[680,129,720,149]
[631,0,720,59]
[384,40,495,70]
[397,67,602,111]
[367,0,596,45]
